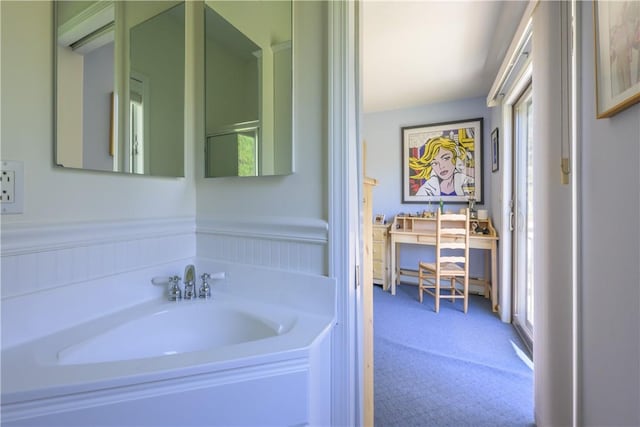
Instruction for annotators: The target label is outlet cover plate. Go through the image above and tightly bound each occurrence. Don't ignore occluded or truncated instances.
[1,160,24,214]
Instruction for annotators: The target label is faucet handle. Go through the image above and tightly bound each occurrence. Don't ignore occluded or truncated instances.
[151,276,171,286]
[167,276,182,301]
[199,273,212,299]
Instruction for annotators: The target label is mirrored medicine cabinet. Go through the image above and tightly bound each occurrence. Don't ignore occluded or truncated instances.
[55,1,185,177]
[54,0,293,179]
[204,1,293,177]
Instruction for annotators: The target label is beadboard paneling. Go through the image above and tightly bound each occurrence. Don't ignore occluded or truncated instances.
[1,218,196,299]
[196,217,328,275]
[1,216,328,298]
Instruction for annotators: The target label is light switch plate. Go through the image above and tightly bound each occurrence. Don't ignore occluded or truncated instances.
[1,160,24,214]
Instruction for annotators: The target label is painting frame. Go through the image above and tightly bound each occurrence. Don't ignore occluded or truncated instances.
[593,1,640,118]
[491,127,499,172]
[401,118,483,204]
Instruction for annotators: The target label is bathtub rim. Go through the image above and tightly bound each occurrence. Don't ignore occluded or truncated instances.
[54,297,293,366]
[1,292,333,408]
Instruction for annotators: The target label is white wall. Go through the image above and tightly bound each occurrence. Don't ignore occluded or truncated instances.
[487,102,511,321]
[579,2,640,425]
[363,97,492,279]
[0,1,196,224]
[532,3,573,424]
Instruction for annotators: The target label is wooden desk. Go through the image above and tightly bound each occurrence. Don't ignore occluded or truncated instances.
[389,215,500,312]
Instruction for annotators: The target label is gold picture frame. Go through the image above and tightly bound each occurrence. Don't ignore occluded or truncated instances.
[593,1,640,118]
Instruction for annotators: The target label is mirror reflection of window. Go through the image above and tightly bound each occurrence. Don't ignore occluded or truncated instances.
[206,124,259,177]
[129,76,144,174]
[237,131,258,177]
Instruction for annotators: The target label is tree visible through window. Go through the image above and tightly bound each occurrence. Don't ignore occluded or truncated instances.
[237,132,257,176]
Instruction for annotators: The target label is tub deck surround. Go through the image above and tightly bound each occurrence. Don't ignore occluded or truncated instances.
[1,259,190,349]
[1,264,335,425]
[1,292,331,405]
[1,215,334,425]
[194,258,335,317]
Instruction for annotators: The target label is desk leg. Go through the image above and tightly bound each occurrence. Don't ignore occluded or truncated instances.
[483,250,490,298]
[491,241,499,312]
[390,240,397,295]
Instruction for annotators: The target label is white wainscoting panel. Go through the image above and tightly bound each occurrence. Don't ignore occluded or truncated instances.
[1,217,196,299]
[196,216,328,275]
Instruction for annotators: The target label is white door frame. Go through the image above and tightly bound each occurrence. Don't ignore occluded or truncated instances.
[327,1,362,425]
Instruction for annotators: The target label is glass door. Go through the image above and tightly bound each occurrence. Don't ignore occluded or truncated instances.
[512,83,534,352]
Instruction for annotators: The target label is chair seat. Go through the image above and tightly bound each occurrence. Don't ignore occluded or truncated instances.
[419,261,465,275]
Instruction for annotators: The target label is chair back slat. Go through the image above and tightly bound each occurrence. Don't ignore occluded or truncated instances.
[440,227,466,236]
[440,213,467,221]
[440,242,466,250]
[436,209,470,270]
[440,256,466,264]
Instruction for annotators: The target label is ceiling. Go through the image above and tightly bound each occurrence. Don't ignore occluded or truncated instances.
[362,0,529,113]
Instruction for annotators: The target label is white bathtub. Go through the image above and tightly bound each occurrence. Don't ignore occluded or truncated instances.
[57,299,287,365]
[1,291,333,426]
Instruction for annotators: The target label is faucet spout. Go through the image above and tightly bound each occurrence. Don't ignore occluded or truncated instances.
[183,264,196,299]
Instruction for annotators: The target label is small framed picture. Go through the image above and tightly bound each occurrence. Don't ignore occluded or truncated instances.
[491,127,499,172]
[374,214,385,224]
[593,1,640,118]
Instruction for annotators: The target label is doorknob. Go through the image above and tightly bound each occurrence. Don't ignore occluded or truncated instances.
[509,199,515,232]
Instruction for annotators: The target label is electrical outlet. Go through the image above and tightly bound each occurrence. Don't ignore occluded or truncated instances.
[1,170,15,202]
[1,160,23,214]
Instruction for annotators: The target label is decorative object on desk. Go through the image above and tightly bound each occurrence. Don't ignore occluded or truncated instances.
[477,209,488,220]
[593,1,640,118]
[402,118,483,204]
[422,210,434,218]
[491,127,499,172]
[374,214,385,224]
[467,192,477,219]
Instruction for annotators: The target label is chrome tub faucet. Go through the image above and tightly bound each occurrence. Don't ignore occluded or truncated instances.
[151,268,224,301]
[183,264,196,300]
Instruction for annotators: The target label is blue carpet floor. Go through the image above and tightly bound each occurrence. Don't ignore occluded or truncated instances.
[374,284,534,426]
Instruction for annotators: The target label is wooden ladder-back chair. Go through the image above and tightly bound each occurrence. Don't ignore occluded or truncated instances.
[418,209,470,313]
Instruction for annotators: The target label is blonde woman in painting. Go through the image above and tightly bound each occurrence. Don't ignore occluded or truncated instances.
[410,136,474,197]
